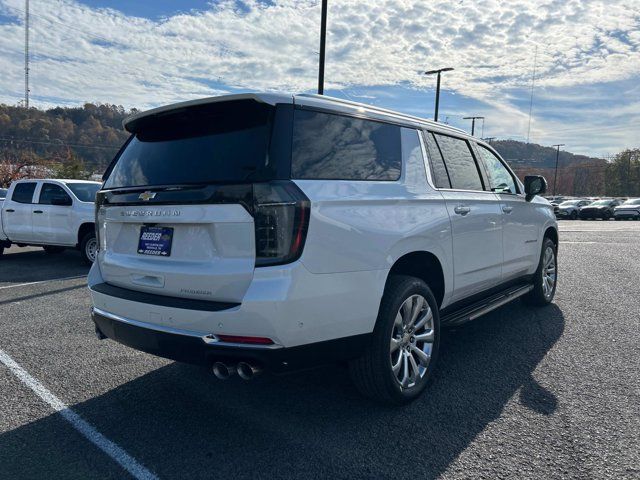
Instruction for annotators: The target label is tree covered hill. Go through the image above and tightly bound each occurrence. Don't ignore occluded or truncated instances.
[491,139,605,169]
[0,103,133,176]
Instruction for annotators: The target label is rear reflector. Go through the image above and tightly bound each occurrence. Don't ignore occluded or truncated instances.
[216,334,274,345]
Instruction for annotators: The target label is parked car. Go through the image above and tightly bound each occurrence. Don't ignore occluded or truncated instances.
[579,199,622,220]
[0,188,7,199]
[88,93,558,405]
[614,198,640,220]
[555,199,591,220]
[0,179,101,263]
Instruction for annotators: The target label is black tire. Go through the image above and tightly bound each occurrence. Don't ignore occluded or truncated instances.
[603,211,611,220]
[349,275,440,405]
[79,230,97,265]
[0,246,4,257]
[43,245,65,254]
[570,211,578,220]
[523,237,557,306]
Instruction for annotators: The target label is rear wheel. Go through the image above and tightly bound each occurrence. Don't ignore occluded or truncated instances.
[524,237,557,306]
[43,246,65,254]
[80,231,97,265]
[603,211,611,220]
[349,275,440,405]
[570,211,578,220]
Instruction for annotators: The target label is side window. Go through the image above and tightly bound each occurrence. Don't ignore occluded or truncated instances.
[401,128,428,187]
[432,134,483,191]
[476,145,517,194]
[39,183,72,205]
[292,109,401,180]
[11,182,37,204]
[423,132,451,188]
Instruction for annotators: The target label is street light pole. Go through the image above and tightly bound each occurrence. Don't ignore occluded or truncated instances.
[317,0,328,95]
[463,116,484,136]
[424,67,454,122]
[552,144,565,196]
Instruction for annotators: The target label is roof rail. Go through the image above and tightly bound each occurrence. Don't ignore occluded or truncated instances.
[296,93,468,135]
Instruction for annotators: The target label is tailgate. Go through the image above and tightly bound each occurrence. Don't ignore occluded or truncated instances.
[99,204,255,303]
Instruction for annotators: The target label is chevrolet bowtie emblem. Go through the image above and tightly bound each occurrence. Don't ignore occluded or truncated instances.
[138,191,156,201]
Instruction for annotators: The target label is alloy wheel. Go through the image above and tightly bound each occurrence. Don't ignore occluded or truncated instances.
[542,246,556,299]
[85,238,98,263]
[389,294,434,389]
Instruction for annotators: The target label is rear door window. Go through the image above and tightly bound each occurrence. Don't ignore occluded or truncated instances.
[432,134,484,191]
[292,109,402,180]
[11,182,37,204]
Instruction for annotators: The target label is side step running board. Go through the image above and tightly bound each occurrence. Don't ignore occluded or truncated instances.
[441,284,533,326]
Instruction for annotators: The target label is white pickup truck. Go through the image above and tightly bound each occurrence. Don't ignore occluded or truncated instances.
[0,179,101,263]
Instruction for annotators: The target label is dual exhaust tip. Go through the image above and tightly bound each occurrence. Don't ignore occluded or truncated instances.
[212,361,262,381]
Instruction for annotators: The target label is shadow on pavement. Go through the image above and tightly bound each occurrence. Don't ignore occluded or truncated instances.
[0,248,89,285]
[0,302,565,479]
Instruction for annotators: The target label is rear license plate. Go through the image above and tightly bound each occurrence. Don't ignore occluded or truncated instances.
[138,226,173,256]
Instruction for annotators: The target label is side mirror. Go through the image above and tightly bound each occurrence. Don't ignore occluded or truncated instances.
[51,196,72,206]
[524,175,547,202]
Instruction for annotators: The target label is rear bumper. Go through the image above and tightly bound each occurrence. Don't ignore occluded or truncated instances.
[91,307,369,374]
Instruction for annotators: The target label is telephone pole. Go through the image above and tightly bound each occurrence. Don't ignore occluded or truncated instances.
[24,0,30,108]
[317,0,328,95]
[552,144,565,196]
[463,116,484,136]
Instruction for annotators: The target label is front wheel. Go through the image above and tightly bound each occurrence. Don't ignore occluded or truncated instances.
[80,231,97,265]
[524,237,557,306]
[349,275,440,405]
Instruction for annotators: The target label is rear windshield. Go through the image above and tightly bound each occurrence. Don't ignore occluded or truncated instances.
[67,183,100,202]
[104,100,276,189]
[560,200,579,206]
[590,200,612,206]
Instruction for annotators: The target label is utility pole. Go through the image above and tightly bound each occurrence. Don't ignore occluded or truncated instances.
[552,144,565,196]
[423,67,454,122]
[526,45,538,143]
[463,116,484,136]
[317,0,328,95]
[24,0,30,108]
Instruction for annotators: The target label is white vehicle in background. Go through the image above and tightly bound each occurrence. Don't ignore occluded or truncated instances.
[0,179,101,263]
[89,93,558,405]
[614,198,640,220]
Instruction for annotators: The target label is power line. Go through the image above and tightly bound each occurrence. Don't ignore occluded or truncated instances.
[0,137,120,150]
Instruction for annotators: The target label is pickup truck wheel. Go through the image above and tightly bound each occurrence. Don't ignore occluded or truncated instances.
[524,237,557,306]
[349,275,440,405]
[43,246,65,254]
[80,231,97,264]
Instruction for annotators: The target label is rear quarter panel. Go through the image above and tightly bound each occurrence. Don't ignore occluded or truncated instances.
[294,179,453,304]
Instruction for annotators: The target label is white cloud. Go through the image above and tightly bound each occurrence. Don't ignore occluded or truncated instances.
[0,0,638,154]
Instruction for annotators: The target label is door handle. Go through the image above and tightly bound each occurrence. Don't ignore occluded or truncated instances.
[454,205,471,216]
[502,206,513,214]
[5,209,15,213]
[33,210,44,214]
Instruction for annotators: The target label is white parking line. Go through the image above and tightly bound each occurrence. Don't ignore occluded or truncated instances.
[0,349,158,480]
[0,275,86,291]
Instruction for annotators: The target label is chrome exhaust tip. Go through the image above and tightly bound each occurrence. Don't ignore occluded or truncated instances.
[237,362,262,380]
[212,362,235,380]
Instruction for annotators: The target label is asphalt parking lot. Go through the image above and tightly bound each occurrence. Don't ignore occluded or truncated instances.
[1,221,638,479]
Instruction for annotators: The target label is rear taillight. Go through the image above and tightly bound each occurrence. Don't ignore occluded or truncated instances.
[253,181,310,267]
[217,334,274,345]
[95,204,107,252]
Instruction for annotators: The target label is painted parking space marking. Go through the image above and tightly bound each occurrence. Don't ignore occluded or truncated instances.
[0,275,86,291]
[0,348,158,480]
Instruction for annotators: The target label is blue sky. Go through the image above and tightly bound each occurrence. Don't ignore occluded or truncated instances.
[0,0,638,156]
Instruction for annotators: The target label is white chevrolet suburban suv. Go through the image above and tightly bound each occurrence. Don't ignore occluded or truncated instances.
[0,179,101,264]
[89,93,557,405]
